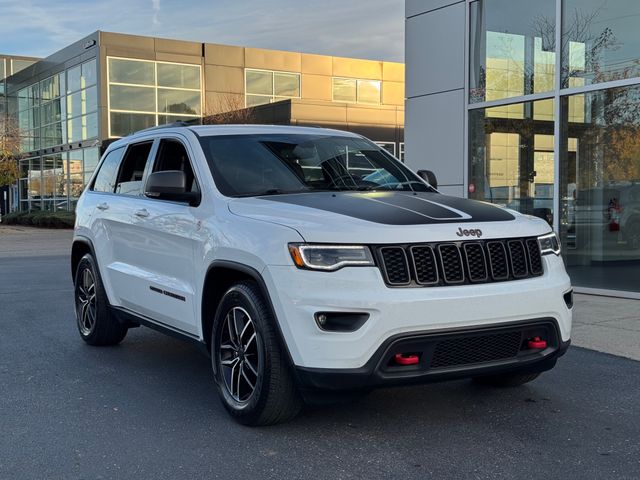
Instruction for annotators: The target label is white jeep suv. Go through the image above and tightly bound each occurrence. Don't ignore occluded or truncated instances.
[72,124,572,425]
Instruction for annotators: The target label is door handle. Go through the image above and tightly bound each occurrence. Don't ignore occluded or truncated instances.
[96,202,109,211]
[134,208,150,218]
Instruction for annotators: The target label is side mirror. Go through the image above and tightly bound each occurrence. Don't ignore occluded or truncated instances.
[145,170,200,206]
[417,170,438,189]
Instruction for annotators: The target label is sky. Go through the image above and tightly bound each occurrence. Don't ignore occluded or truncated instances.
[0,0,405,62]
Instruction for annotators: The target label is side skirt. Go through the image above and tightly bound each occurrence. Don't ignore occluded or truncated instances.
[110,306,210,357]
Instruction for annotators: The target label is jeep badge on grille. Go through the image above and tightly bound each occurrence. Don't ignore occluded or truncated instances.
[456,227,483,238]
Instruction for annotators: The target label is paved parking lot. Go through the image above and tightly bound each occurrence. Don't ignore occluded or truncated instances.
[1,227,639,479]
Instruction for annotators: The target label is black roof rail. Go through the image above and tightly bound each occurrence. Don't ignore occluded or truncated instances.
[128,119,202,136]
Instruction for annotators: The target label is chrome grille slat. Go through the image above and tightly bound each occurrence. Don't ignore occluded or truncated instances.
[377,237,543,288]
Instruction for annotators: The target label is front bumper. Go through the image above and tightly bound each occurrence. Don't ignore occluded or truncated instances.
[294,319,571,391]
[263,254,572,370]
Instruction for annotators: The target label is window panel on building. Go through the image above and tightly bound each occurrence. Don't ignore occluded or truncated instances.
[108,58,155,85]
[559,84,640,292]
[274,73,300,97]
[157,88,200,115]
[357,79,381,104]
[110,112,156,137]
[109,84,156,112]
[81,59,97,89]
[332,78,357,102]
[562,0,640,88]
[107,57,202,136]
[469,0,556,103]
[246,70,273,96]
[67,65,82,94]
[157,63,200,89]
[245,69,300,106]
[469,99,556,220]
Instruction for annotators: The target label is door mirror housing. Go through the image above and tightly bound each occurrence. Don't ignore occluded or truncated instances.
[145,170,200,206]
[417,170,438,189]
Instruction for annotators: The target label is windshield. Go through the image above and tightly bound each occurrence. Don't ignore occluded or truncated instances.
[198,133,434,197]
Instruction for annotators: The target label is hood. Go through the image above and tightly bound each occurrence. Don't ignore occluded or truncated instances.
[228,191,550,243]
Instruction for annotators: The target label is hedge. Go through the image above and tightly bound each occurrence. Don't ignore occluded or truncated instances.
[1,210,75,229]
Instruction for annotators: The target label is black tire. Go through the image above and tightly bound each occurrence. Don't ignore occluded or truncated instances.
[473,372,541,387]
[211,281,302,426]
[74,253,127,346]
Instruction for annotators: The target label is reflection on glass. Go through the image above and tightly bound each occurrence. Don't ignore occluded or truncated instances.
[108,58,155,85]
[109,85,156,112]
[562,0,640,88]
[67,65,81,93]
[157,63,200,89]
[357,80,381,104]
[157,88,200,114]
[246,70,273,95]
[81,59,97,89]
[274,73,300,97]
[469,99,555,224]
[560,85,640,292]
[469,0,556,103]
[245,95,270,107]
[110,112,156,137]
[332,78,357,102]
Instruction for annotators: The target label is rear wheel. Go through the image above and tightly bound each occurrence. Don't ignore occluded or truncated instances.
[211,281,301,426]
[473,372,541,387]
[74,254,127,346]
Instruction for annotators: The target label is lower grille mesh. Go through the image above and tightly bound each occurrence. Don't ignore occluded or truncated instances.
[430,331,522,369]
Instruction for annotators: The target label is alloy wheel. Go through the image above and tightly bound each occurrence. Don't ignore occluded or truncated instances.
[76,268,97,336]
[218,306,261,403]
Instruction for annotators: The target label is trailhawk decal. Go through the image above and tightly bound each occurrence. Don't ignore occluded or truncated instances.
[262,192,515,225]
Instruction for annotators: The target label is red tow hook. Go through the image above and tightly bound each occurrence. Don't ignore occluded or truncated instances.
[394,353,420,366]
[527,337,547,349]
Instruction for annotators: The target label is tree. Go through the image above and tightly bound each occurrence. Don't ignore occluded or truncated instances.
[0,114,20,187]
[203,93,258,125]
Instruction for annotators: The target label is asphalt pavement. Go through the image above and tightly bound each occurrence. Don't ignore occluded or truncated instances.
[1,227,639,479]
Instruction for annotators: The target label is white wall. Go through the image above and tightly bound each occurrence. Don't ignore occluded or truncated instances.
[405,0,466,197]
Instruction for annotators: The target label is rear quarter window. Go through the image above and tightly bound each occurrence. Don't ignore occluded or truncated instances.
[92,147,125,193]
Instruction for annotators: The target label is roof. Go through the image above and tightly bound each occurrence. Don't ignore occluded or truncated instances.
[108,123,360,150]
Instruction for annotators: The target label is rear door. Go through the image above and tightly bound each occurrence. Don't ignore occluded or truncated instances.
[120,136,201,335]
[96,140,156,311]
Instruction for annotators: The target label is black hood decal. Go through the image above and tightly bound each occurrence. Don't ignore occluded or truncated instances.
[262,192,515,225]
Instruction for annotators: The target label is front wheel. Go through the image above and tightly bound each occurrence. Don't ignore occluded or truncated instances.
[211,281,301,426]
[74,253,127,346]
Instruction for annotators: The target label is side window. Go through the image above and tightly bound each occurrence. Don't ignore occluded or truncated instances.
[114,141,153,196]
[92,148,125,193]
[151,139,199,193]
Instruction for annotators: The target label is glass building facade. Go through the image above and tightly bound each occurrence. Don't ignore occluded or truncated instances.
[107,57,202,136]
[11,58,99,211]
[466,0,640,295]
[4,31,405,217]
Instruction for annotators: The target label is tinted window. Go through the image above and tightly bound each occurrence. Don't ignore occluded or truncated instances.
[115,142,153,196]
[93,148,125,193]
[152,139,199,193]
[199,134,432,197]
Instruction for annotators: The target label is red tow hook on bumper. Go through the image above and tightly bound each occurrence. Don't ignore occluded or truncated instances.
[394,353,420,366]
[527,337,547,349]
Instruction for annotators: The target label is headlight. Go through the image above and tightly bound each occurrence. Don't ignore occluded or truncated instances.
[288,244,375,271]
[538,232,561,256]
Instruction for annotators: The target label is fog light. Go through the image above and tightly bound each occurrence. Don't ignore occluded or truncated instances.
[314,312,369,332]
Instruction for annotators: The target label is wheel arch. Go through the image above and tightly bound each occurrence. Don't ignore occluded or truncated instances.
[201,260,294,367]
[71,236,96,281]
